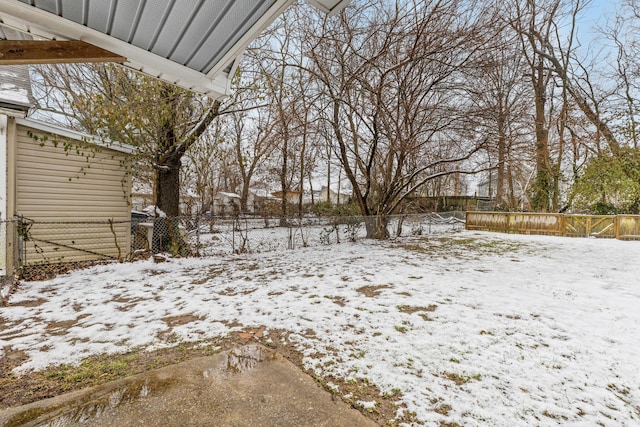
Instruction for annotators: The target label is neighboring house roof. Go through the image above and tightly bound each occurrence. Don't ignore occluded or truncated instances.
[217,192,241,199]
[131,180,153,196]
[184,188,199,199]
[320,186,350,197]
[272,190,301,197]
[0,0,351,97]
[0,64,32,113]
[249,188,278,199]
[15,117,134,155]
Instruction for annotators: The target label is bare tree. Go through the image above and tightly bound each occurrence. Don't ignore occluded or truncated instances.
[245,7,322,221]
[228,98,277,212]
[181,119,227,215]
[304,0,496,237]
[510,0,561,212]
[465,29,532,210]
[606,9,640,148]
[511,0,635,211]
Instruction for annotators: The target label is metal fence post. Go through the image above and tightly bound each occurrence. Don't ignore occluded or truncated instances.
[232,217,235,254]
[16,214,25,268]
[195,215,200,256]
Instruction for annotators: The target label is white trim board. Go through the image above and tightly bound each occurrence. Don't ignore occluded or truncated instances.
[14,117,135,155]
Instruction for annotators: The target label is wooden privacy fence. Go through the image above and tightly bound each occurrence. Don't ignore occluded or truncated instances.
[466,212,640,240]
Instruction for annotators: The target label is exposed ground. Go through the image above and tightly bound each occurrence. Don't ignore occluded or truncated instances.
[0,328,415,425]
[1,230,639,426]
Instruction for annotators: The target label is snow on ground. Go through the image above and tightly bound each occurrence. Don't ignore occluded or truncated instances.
[1,230,640,426]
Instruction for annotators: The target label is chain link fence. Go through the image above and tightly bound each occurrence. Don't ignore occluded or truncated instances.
[9,212,465,280]
[144,212,466,256]
[15,216,130,281]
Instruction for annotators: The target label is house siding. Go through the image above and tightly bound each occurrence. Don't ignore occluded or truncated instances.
[15,124,131,265]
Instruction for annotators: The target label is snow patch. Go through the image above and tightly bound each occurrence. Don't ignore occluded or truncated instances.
[1,232,639,425]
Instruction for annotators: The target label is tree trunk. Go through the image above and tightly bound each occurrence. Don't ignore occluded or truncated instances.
[496,116,506,208]
[153,152,186,255]
[155,84,181,217]
[531,60,552,212]
[364,215,389,239]
[240,181,250,213]
[507,164,517,210]
[156,154,181,217]
[279,135,289,226]
[326,155,331,203]
[154,93,220,218]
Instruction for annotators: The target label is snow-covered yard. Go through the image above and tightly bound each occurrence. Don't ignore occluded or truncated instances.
[1,230,639,426]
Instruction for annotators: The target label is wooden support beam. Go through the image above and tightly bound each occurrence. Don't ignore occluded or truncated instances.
[0,40,126,64]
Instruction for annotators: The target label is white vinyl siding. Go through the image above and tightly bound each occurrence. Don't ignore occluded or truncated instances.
[16,123,131,265]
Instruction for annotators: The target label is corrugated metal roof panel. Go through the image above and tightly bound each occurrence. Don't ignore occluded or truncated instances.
[149,0,207,60]
[194,1,274,73]
[105,0,142,41]
[166,0,234,70]
[19,0,279,75]
[129,0,173,50]
[30,0,57,16]
[0,0,351,95]
[58,0,85,26]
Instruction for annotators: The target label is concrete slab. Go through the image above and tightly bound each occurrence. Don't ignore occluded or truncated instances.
[0,345,377,427]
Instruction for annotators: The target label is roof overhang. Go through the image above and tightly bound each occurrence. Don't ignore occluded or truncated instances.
[15,116,135,154]
[0,0,351,98]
